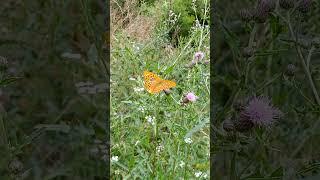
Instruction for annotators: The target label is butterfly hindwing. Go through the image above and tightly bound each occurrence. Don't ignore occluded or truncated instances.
[151,80,176,93]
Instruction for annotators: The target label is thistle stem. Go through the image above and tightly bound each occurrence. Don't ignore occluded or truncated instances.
[286,13,320,105]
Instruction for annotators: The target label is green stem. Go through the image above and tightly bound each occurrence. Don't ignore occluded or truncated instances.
[290,117,320,158]
[0,114,8,147]
[266,43,274,95]
[306,46,315,70]
[248,24,258,48]
[257,73,281,93]
[287,12,320,105]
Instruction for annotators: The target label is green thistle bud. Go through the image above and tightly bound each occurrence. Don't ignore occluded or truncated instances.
[8,158,24,174]
[285,64,296,76]
[223,118,235,132]
[234,115,254,132]
[311,37,320,48]
[243,47,254,58]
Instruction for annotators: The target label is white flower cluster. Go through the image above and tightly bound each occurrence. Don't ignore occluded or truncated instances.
[156,145,164,153]
[194,171,208,178]
[132,43,141,53]
[191,19,209,31]
[168,10,179,24]
[145,115,155,125]
[184,137,193,144]
[137,106,145,113]
[133,87,144,92]
[111,156,119,163]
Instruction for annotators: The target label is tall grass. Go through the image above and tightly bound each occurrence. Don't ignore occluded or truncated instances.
[111,0,210,178]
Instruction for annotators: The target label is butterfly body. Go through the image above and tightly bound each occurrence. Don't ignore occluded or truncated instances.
[144,71,176,94]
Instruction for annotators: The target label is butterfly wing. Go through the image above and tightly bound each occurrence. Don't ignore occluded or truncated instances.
[151,79,176,94]
[144,71,176,94]
[144,71,161,93]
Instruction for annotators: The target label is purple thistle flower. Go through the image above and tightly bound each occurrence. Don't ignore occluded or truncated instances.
[240,96,282,127]
[181,92,198,105]
[193,51,205,62]
[186,92,198,102]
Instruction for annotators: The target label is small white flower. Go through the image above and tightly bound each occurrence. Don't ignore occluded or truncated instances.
[179,161,185,168]
[203,173,208,178]
[129,77,136,81]
[195,171,203,178]
[156,145,164,153]
[145,115,155,125]
[132,44,139,50]
[115,169,121,175]
[138,106,145,113]
[111,156,119,163]
[133,87,144,92]
[184,137,193,144]
[203,73,210,77]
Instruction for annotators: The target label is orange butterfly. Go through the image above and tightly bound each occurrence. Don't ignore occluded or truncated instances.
[143,71,176,94]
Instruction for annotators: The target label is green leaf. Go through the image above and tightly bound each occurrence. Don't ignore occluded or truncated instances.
[0,77,22,86]
[34,124,70,133]
[269,14,282,39]
[184,118,209,138]
[269,166,283,178]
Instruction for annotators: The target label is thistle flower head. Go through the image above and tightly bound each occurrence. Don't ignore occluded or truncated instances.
[240,96,282,127]
[193,51,205,62]
[186,92,198,102]
[298,0,312,13]
[253,0,275,23]
[257,0,276,12]
[253,9,269,23]
[279,0,295,10]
